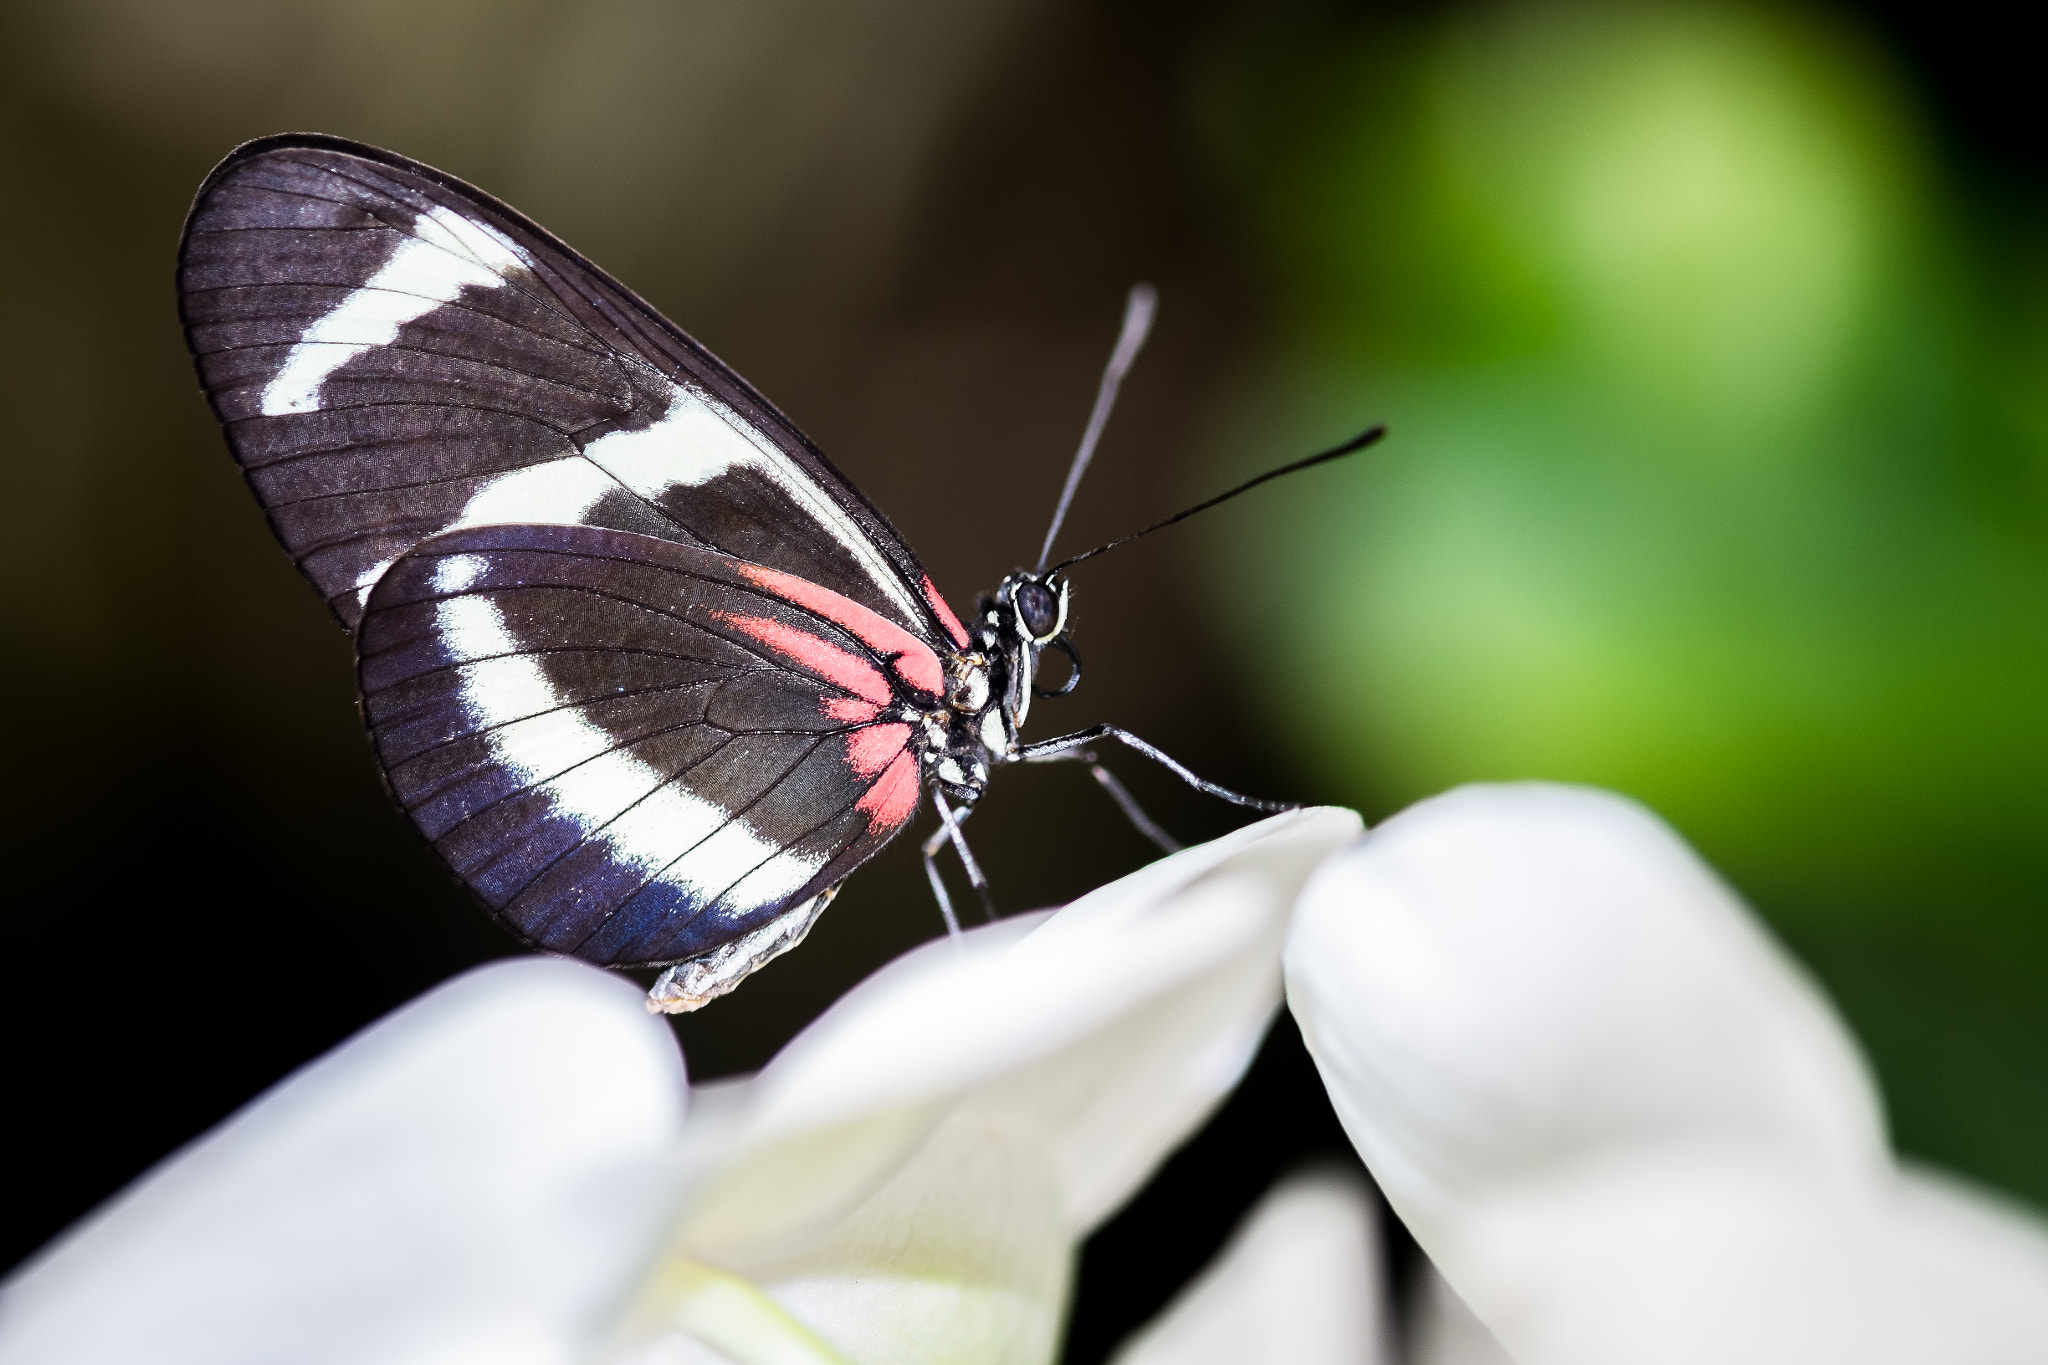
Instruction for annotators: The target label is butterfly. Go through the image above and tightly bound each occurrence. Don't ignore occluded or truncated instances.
[178,134,1381,1011]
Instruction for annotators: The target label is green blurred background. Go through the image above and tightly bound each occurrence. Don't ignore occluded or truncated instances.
[1197,0,2048,1212]
[1,0,2042,1328]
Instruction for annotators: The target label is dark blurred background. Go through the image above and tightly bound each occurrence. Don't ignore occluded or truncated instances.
[1,0,2041,1355]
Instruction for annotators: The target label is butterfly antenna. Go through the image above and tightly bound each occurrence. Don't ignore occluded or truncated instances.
[1036,283,1158,573]
[1048,424,1387,574]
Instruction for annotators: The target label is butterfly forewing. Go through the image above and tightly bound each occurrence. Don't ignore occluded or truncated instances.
[356,523,932,966]
[179,134,968,646]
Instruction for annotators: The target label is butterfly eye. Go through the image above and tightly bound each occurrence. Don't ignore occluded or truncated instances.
[1014,579,1062,642]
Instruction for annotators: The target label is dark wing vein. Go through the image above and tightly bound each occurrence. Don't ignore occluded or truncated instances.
[382,558,910,688]
[560,731,841,954]
[385,672,758,772]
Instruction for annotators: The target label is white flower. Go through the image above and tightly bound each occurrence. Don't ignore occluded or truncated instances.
[0,807,1362,1365]
[1107,1170,1392,1365]
[1272,782,2048,1365]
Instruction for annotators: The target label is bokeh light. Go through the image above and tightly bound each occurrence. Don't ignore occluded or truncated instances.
[1201,0,2048,1207]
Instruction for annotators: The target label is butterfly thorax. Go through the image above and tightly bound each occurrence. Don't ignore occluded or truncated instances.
[920,652,1001,799]
[919,571,1074,804]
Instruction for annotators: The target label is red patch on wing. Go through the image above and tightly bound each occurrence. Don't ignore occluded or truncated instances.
[715,613,893,705]
[822,697,880,724]
[921,575,970,648]
[856,750,920,831]
[845,720,912,778]
[734,564,946,701]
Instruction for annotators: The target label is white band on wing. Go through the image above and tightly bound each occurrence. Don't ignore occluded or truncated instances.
[261,205,527,416]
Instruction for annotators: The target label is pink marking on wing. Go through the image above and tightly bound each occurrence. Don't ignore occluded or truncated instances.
[822,696,880,725]
[921,575,970,648]
[856,750,920,831]
[844,720,912,779]
[734,563,946,701]
[714,612,893,705]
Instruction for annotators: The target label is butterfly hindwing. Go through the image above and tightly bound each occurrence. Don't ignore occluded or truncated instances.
[179,134,969,647]
[356,523,935,967]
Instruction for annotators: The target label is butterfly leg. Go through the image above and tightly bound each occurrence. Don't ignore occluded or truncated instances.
[921,837,964,938]
[1028,746,1181,853]
[927,788,998,926]
[1017,725,1295,813]
[1086,761,1182,853]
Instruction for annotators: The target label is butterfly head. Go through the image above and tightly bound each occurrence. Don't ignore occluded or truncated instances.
[972,569,1081,730]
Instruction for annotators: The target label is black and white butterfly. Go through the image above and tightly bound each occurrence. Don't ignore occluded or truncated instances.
[178,134,1380,1011]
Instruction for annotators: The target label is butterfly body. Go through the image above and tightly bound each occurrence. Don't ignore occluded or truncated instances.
[180,134,1113,1009]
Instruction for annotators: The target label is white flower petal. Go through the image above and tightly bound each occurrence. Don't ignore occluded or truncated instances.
[626,807,1365,1365]
[1108,1170,1392,1365]
[1409,1268,1515,1365]
[1286,782,1883,1229]
[691,806,1365,1255]
[753,808,1362,1153]
[0,958,688,1365]
[712,1108,1071,1365]
[1286,782,2048,1364]
[1442,1152,2048,1363]
[612,1258,849,1365]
